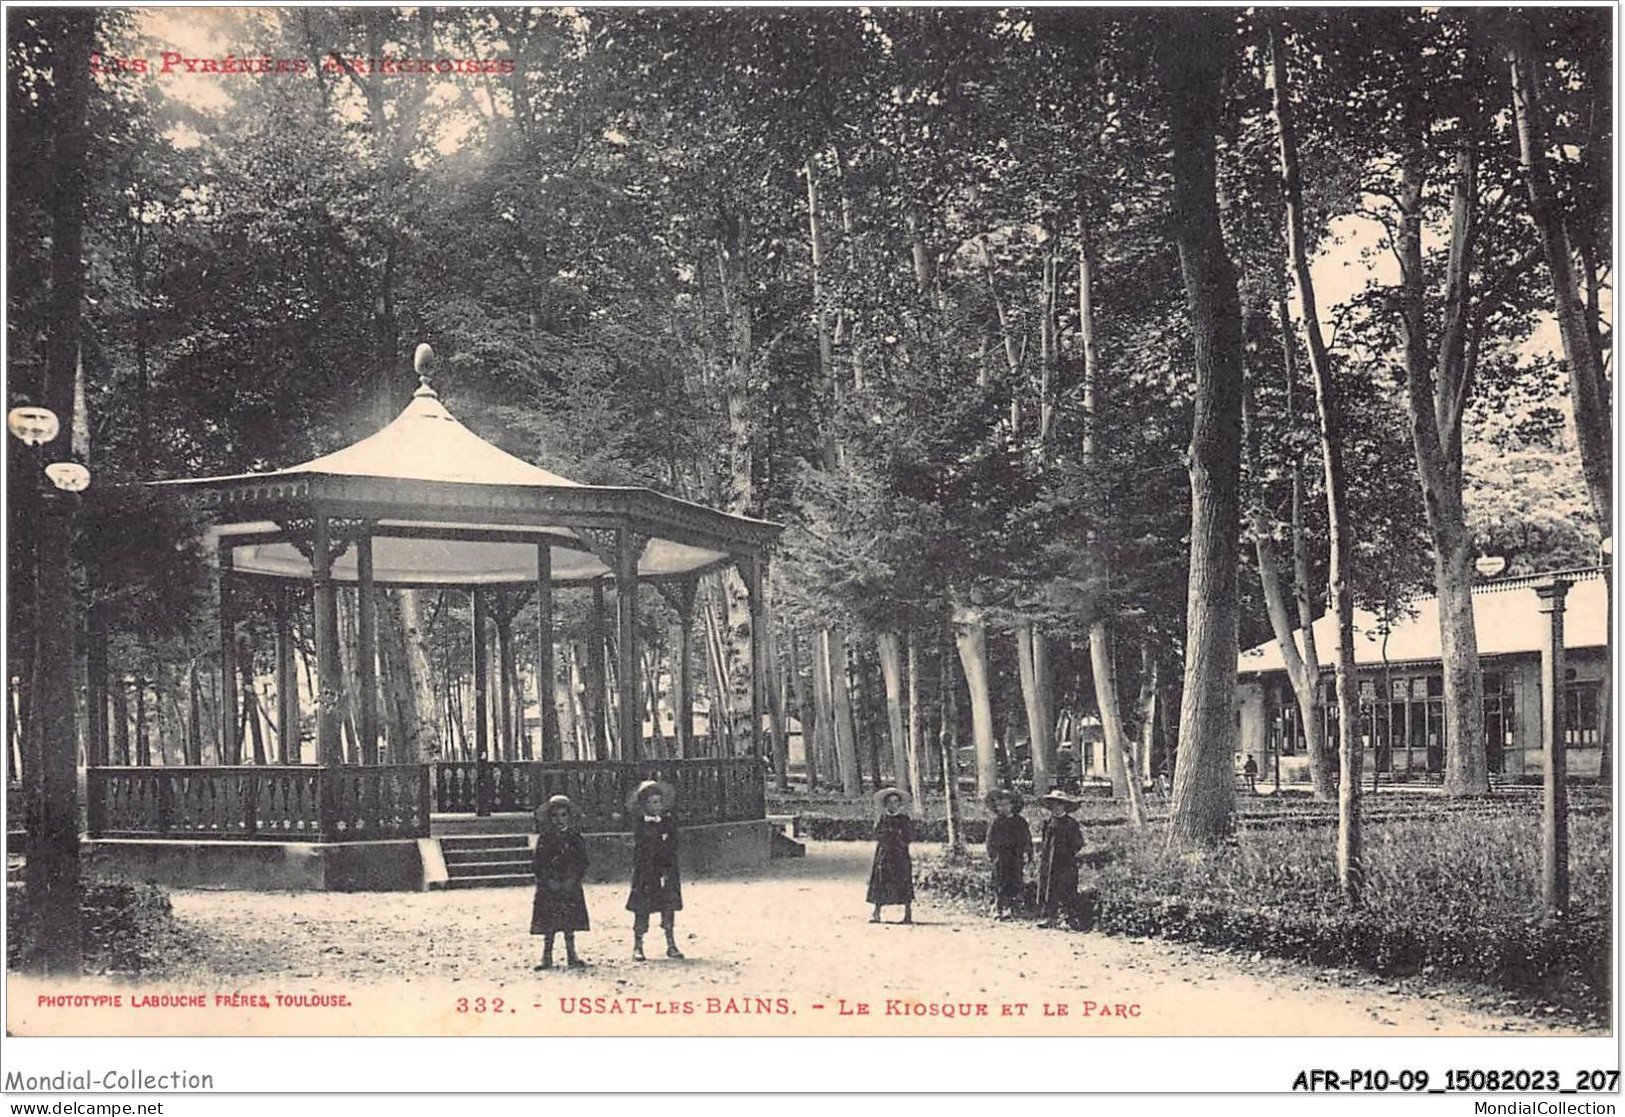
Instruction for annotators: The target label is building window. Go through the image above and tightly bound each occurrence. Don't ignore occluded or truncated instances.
[1566,684,1601,748]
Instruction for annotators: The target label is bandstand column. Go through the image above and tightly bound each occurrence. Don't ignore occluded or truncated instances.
[356,534,379,764]
[674,578,697,760]
[535,545,560,761]
[274,584,299,763]
[472,585,492,816]
[218,541,239,765]
[312,512,344,765]
[616,528,640,762]
[742,554,765,759]
[587,582,608,759]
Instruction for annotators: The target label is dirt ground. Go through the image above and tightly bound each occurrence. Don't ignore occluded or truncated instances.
[17,841,1582,1039]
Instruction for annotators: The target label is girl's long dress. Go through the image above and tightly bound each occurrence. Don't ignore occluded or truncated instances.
[1037,815,1084,908]
[866,813,915,905]
[987,814,1032,902]
[530,828,590,934]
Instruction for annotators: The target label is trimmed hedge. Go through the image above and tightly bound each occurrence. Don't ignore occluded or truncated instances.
[915,810,1612,1014]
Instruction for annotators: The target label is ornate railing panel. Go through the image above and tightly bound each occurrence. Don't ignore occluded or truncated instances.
[87,766,427,842]
[85,759,761,840]
[429,758,766,829]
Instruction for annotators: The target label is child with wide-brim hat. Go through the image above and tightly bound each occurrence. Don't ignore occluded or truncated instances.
[531,794,590,969]
[984,788,1031,920]
[625,778,684,961]
[866,788,914,924]
[1036,790,1085,928]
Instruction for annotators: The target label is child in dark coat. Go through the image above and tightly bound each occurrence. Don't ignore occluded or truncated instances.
[531,795,589,969]
[867,788,914,924]
[985,788,1031,920]
[1037,791,1085,928]
[626,780,683,961]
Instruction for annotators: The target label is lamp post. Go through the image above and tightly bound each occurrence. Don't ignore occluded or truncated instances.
[9,403,90,974]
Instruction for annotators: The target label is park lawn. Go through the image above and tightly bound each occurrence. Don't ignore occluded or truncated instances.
[916,804,1612,1017]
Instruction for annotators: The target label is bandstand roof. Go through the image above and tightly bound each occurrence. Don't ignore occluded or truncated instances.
[152,379,780,587]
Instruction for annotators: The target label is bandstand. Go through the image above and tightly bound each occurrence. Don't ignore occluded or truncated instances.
[86,351,781,890]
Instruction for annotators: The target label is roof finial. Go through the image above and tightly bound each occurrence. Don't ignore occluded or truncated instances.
[413,342,438,398]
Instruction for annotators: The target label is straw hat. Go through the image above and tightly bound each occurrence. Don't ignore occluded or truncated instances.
[1037,790,1082,812]
[626,778,678,812]
[985,787,1024,813]
[873,786,909,813]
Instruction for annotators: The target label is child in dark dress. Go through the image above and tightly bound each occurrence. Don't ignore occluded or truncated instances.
[530,795,589,969]
[867,788,914,924]
[984,788,1031,920]
[1037,791,1085,928]
[626,779,683,961]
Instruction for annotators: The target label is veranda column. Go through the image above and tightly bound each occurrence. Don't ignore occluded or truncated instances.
[311,513,343,765]
[1536,578,1571,919]
[218,540,239,764]
[356,534,379,765]
[616,529,640,762]
[472,586,491,816]
[535,545,560,761]
[674,579,697,760]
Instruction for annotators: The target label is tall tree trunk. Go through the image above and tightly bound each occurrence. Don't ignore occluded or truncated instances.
[23,7,93,975]
[133,681,150,767]
[1093,624,1147,826]
[1272,25,1362,898]
[787,631,816,789]
[1398,120,1488,797]
[952,604,997,797]
[239,638,268,766]
[1242,342,1330,797]
[938,625,965,855]
[1015,622,1053,796]
[1135,648,1159,786]
[877,632,911,801]
[1162,13,1244,841]
[557,645,579,761]
[826,629,861,795]
[905,633,925,819]
[184,660,204,765]
[1507,26,1612,538]
[110,676,130,766]
[811,628,839,790]
[1077,231,1134,802]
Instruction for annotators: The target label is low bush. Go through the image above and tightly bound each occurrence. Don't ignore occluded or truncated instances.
[916,810,1612,1013]
[7,880,193,975]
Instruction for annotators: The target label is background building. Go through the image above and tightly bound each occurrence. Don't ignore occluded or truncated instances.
[1237,569,1609,784]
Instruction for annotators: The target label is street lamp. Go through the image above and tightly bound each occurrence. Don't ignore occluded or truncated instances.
[8,406,60,446]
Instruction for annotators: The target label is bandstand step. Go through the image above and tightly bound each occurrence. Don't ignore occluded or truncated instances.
[443,843,530,865]
[448,858,533,877]
[436,834,535,889]
[443,873,532,890]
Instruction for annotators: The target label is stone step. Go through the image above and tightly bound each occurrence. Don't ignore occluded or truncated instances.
[439,834,532,852]
[443,873,532,890]
[447,858,532,878]
[443,844,529,865]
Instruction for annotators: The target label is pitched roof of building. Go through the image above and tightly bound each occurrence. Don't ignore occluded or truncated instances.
[1239,568,1610,676]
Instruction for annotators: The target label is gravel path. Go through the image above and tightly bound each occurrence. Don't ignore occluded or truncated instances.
[20,841,1566,1038]
[11,842,1597,1038]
